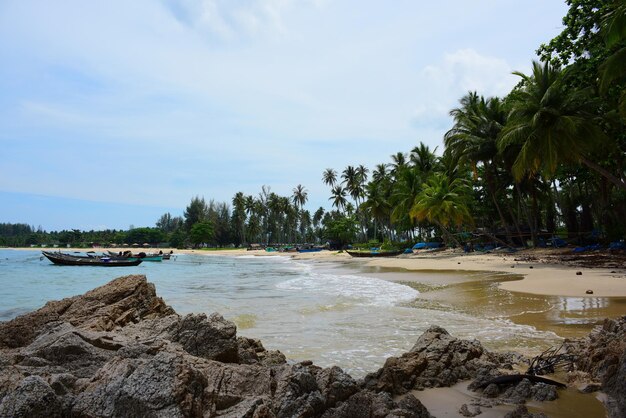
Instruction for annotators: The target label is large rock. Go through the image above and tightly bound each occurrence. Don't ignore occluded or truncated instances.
[0,275,174,349]
[0,275,431,417]
[565,316,626,418]
[362,325,512,394]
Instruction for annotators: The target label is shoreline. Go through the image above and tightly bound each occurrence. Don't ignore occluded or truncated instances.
[188,247,626,298]
[12,246,626,297]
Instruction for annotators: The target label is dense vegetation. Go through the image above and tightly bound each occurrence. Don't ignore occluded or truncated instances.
[2,0,625,249]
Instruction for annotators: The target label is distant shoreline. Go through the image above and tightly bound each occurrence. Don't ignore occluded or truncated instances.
[9,246,626,298]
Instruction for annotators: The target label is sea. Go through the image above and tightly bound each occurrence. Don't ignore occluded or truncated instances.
[0,249,614,378]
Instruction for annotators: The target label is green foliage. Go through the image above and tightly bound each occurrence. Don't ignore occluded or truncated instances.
[322,214,358,247]
[190,221,214,247]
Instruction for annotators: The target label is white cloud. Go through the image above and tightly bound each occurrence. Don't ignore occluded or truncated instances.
[412,48,518,128]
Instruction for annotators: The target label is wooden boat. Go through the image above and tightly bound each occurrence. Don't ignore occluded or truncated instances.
[296,247,323,253]
[42,251,143,267]
[345,249,403,258]
[107,251,163,262]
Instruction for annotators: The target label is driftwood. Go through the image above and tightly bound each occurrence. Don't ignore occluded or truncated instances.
[526,344,576,375]
[477,373,567,389]
[477,344,574,390]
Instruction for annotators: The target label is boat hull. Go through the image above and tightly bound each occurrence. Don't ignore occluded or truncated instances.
[42,251,143,267]
[345,250,403,258]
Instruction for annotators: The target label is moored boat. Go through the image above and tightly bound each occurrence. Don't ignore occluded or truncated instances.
[42,251,143,267]
[345,249,403,258]
[108,251,163,262]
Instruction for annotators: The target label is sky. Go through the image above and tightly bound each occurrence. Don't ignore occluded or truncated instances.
[0,0,569,231]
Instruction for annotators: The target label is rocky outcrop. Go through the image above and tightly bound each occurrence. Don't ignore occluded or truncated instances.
[565,316,626,418]
[0,275,430,417]
[362,325,520,395]
[2,274,621,417]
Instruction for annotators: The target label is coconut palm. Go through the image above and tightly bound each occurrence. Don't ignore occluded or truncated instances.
[329,186,348,212]
[410,142,439,175]
[322,168,338,188]
[445,92,513,243]
[600,0,626,118]
[498,60,626,191]
[410,173,473,247]
[292,184,308,210]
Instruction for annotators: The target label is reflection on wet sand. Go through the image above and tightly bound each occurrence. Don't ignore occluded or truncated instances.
[354,265,626,342]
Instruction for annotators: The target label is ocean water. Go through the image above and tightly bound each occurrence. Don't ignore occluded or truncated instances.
[0,249,567,377]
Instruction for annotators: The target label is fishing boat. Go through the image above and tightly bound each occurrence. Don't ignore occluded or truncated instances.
[296,247,323,253]
[42,251,143,267]
[107,251,163,262]
[345,249,404,258]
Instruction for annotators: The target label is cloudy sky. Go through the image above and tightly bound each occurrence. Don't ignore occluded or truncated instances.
[0,0,568,231]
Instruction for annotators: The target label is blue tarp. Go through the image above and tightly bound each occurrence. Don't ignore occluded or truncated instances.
[412,242,442,250]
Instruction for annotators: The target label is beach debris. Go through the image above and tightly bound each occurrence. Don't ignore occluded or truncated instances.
[529,265,533,269]
[576,271,582,275]
[586,289,594,294]
[526,344,576,376]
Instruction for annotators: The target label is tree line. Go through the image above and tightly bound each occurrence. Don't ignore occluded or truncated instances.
[2,1,625,249]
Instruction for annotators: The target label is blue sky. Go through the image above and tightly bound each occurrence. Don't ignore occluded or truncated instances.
[0,0,568,231]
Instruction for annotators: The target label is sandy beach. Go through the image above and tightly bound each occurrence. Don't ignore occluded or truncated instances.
[168,247,626,298]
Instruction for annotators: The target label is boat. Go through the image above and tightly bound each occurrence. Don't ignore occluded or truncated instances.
[42,251,143,267]
[107,251,163,262]
[296,247,323,253]
[345,249,404,258]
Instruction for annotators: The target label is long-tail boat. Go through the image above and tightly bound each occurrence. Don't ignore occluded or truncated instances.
[42,251,143,267]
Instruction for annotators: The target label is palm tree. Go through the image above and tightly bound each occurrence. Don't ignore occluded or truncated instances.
[410,142,439,175]
[498,60,626,191]
[389,152,407,176]
[445,92,513,243]
[329,186,348,212]
[600,0,626,118]
[292,184,308,210]
[322,168,338,188]
[410,173,473,248]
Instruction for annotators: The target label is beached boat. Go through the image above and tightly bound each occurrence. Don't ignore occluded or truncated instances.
[42,251,143,267]
[296,247,323,253]
[345,249,403,258]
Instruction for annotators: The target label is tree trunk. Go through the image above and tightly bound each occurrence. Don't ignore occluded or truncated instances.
[580,157,626,191]
[485,166,513,245]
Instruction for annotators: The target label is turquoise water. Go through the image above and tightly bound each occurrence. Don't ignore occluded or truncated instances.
[0,249,562,377]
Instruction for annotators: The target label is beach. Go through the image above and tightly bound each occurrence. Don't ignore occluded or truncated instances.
[172,247,626,298]
[7,246,625,416]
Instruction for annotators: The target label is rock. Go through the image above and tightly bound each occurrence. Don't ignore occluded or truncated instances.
[4,275,618,418]
[504,405,548,418]
[363,325,498,394]
[321,391,431,418]
[0,275,174,349]
[0,275,434,417]
[482,383,500,398]
[530,383,558,402]
[0,376,64,418]
[565,316,626,418]
[237,336,286,366]
[166,313,238,362]
[503,378,532,404]
[459,403,482,417]
[577,382,602,393]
